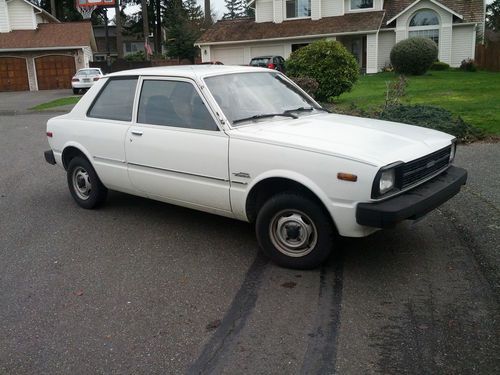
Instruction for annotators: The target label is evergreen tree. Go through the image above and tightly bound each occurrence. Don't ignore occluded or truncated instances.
[222,0,245,20]
[487,0,500,32]
[163,0,201,62]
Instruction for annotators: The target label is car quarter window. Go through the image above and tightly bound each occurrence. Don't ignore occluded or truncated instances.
[88,77,138,121]
[137,80,218,131]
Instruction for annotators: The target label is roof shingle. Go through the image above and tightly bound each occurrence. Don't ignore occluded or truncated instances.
[0,22,95,50]
[197,11,385,44]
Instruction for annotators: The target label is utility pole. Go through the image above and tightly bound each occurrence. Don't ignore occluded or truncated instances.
[141,0,150,60]
[155,0,162,54]
[115,0,123,58]
[204,0,211,25]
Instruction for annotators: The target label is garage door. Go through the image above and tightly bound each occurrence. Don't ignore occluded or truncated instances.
[212,48,245,65]
[35,55,76,90]
[250,45,285,59]
[0,57,29,92]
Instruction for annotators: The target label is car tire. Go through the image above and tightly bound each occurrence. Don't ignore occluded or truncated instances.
[67,156,107,209]
[72,88,79,95]
[256,192,335,269]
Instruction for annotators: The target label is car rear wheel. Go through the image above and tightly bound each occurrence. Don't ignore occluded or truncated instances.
[256,193,335,269]
[67,156,107,209]
[72,88,79,95]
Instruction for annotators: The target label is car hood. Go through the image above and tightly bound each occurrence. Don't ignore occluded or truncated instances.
[228,113,454,167]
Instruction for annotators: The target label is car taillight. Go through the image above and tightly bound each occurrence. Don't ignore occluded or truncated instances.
[267,63,276,69]
[71,78,79,82]
[93,77,100,81]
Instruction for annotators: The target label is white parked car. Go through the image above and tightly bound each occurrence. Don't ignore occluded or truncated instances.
[45,66,467,269]
[71,68,103,94]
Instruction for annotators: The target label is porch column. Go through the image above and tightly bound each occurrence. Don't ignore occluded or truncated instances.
[366,33,378,74]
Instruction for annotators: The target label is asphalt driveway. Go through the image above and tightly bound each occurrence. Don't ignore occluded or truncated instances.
[0,106,498,374]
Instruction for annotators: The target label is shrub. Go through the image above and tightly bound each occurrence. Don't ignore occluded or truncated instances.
[125,51,146,61]
[430,61,450,70]
[285,40,359,101]
[460,58,477,72]
[379,104,484,143]
[390,37,438,75]
[385,75,408,107]
[289,76,320,98]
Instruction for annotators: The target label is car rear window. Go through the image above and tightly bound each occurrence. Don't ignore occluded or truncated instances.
[88,77,138,121]
[250,58,270,67]
[76,69,101,76]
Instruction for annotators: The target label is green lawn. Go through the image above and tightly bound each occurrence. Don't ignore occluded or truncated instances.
[333,70,500,135]
[30,96,80,111]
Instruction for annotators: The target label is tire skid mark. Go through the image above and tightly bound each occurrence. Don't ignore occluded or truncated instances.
[300,256,344,375]
[188,253,269,375]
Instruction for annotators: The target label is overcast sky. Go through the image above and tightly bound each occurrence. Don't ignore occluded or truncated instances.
[105,0,228,21]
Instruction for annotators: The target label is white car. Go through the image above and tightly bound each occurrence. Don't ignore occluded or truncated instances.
[45,66,467,269]
[71,68,103,94]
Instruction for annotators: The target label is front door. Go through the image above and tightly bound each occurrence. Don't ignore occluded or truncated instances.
[125,77,231,213]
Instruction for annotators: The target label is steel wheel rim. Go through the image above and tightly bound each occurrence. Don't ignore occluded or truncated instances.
[72,166,92,200]
[269,209,318,258]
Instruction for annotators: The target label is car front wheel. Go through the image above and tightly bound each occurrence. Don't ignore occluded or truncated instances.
[67,156,107,209]
[256,193,335,269]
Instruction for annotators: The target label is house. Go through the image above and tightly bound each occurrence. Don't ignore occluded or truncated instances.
[196,0,485,73]
[0,0,96,91]
[93,25,157,62]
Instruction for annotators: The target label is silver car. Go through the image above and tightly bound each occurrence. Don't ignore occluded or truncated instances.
[71,68,103,94]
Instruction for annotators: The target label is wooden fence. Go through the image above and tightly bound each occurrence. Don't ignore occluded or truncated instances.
[475,42,500,72]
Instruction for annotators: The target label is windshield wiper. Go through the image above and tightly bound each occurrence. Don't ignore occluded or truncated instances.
[284,106,314,114]
[233,112,298,125]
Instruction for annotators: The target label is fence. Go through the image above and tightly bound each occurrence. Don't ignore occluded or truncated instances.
[90,57,202,74]
[475,42,500,72]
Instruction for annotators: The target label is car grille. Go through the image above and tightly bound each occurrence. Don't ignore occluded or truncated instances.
[400,146,451,189]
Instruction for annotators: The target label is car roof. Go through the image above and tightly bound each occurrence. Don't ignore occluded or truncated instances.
[107,65,269,79]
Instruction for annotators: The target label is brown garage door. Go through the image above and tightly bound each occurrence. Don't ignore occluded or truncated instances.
[35,55,76,90]
[0,57,30,92]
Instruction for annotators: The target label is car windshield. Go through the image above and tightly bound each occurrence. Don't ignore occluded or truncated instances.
[76,69,101,77]
[204,72,319,126]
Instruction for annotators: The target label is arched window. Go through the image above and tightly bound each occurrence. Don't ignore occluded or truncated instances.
[408,10,440,45]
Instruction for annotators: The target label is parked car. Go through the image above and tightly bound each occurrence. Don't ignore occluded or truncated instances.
[199,61,224,65]
[249,56,285,72]
[45,66,467,269]
[71,68,104,94]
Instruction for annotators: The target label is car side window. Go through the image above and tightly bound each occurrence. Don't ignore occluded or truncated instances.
[88,77,138,121]
[137,80,218,131]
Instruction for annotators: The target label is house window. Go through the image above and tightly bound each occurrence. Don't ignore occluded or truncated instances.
[408,9,440,45]
[286,0,311,19]
[350,0,373,10]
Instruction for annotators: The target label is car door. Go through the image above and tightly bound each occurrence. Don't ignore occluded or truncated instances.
[125,77,231,213]
[83,76,138,192]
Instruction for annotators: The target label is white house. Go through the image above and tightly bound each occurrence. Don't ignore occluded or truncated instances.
[0,0,96,91]
[196,0,485,73]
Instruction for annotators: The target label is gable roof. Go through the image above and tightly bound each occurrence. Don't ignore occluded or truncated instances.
[197,11,385,44]
[0,22,96,51]
[383,0,484,26]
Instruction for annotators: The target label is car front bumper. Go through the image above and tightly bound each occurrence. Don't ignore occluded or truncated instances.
[356,166,467,228]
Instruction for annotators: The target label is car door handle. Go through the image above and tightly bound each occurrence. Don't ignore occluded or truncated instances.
[131,130,143,136]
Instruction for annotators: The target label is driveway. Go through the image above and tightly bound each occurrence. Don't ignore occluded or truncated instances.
[0,89,73,114]
[0,109,498,374]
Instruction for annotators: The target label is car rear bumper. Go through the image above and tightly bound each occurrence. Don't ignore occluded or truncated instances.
[356,166,467,228]
[72,82,94,89]
[44,150,56,165]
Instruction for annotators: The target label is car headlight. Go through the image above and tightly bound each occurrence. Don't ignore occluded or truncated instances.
[449,141,457,163]
[372,162,403,198]
[379,169,395,195]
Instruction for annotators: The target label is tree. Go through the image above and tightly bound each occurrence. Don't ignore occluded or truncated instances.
[486,0,500,32]
[163,0,202,62]
[222,0,245,19]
